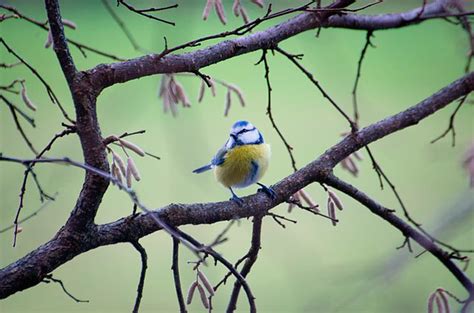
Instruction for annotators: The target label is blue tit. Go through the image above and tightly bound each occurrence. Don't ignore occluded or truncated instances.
[193,120,276,205]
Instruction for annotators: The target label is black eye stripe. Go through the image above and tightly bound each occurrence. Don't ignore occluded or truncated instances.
[236,127,256,135]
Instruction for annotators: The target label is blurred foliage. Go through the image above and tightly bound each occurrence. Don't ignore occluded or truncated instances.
[0,0,473,312]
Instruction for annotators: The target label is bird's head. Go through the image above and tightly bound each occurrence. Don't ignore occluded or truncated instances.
[227,120,264,147]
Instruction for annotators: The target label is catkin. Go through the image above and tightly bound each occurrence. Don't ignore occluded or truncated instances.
[232,0,240,16]
[214,0,227,25]
[328,190,344,211]
[327,198,337,226]
[353,150,364,161]
[202,0,213,20]
[427,292,437,313]
[126,165,133,188]
[127,157,141,181]
[44,31,53,48]
[240,6,250,23]
[175,81,191,107]
[196,284,209,309]
[186,281,198,305]
[229,84,245,107]
[251,0,264,8]
[434,295,443,313]
[20,83,37,111]
[437,290,450,313]
[62,18,77,29]
[198,80,206,103]
[299,189,317,209]
[198,271,215,296]
[118,138,145,156]
[346,156,359,175]
[111,150,126,176]
[224,89,232,116]
[209,79,216,97]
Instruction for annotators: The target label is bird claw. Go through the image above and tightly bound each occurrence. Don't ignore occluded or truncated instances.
[230,194,244,206]
[257,184,277,200]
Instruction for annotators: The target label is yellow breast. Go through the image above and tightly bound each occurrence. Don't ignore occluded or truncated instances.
[215,144,271,188]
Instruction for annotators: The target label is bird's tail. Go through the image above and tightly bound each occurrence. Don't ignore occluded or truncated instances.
[192,164,213,174]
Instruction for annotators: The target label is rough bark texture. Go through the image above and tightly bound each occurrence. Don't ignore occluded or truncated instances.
[0,0,472,307]
[1,71,472,299]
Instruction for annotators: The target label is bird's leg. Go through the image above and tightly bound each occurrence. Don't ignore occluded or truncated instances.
[257,182,277,199]
[229,187,244,206]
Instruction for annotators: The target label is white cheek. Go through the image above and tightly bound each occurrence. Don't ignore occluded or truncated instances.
[240,130,259,144]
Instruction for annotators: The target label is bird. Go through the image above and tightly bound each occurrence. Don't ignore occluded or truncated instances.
[193,120,276,205]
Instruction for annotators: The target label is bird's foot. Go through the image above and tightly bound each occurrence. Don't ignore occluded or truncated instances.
[257,183,277,200]
[230,194,244,206]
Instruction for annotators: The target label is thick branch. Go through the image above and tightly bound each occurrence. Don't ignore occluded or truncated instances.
[44,0,77,84]
[87,0,451,90]
[1,71,471,299]
[45,0,110,231]
[325,0,453,30]
[88,0,355,89]
[0,51,472,302]
[226,216,263,312]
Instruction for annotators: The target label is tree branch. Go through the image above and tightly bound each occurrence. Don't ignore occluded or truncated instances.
[131,240,147,313]
[171,238,187,313]
[1,70,470,299]
[325,0,452,30]
[86,0,458,92]
[323,174,474,300]
[1,1,473,304]
[87,0,356,90]
[226,215,263,312]
[45,0,111,231]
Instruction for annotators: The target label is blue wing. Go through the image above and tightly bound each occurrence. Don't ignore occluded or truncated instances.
[193,139,232,174]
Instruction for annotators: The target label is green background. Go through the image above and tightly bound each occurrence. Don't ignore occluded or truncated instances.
[1,1,473,312]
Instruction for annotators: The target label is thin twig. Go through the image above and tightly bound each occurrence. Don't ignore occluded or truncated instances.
[0,79,24,95]
[259,49,298,172]
[0,38,74,122]
[152,1,318,62]
[287,198,337,223]
[131,240,147,313]
[4,126,72,246]
[0,194,57,233]
[0,153,257,310]
[172,238,187,313]
[0,61,22,68]
[0,96,35,126]
[103,130,146,145]
[117,0,177,26]
[364,144,473,254]
[29,169,55,202]
[0,4,125,61]
[2,95,38,155]
[208,220,236,248]
[102,0,143,52]
[431,94,469,146]
[275,47,357,132]
[306,0,382,13]
[351,30,374,125]
[43,274,89,303]
[226,215,263,312]
[267,212,297,229]
[396,236,413,253]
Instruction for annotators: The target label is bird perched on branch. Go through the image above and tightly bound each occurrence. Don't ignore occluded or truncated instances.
[193,120,276,205]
